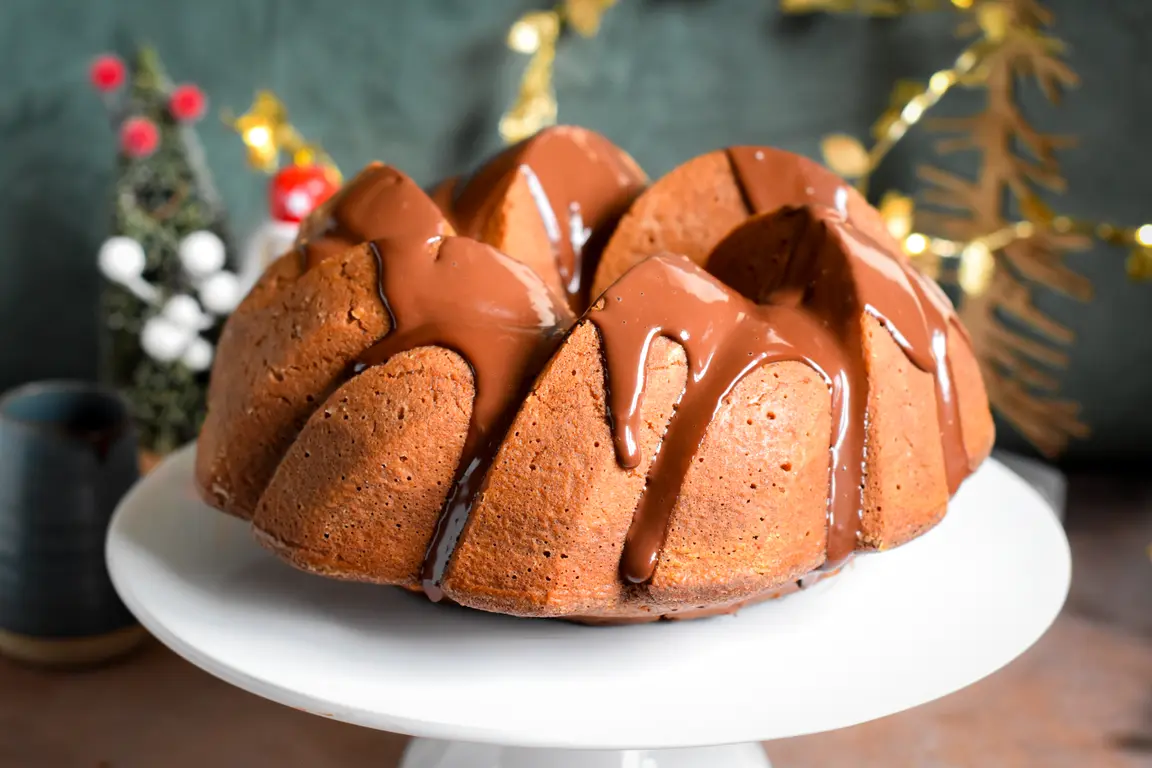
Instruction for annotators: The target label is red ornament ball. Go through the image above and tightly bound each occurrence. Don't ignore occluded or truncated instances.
[90,54,126,92]
[169,84,207,122]
[120,117,160,158]
[269,164,340,223]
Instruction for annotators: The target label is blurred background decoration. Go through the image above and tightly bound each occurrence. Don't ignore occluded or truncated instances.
[91,46,239,467]
[808,0,1151,457]
[1,0,1151,465]
[227,91,342,288]
[499,0,618,143]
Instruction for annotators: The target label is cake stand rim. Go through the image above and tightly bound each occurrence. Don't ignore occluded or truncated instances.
[106,444,1071,750]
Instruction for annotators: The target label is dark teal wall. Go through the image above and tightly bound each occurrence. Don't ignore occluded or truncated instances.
[2,0,1150,462]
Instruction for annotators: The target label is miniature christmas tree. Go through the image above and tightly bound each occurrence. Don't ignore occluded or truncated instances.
[92,47,242,462]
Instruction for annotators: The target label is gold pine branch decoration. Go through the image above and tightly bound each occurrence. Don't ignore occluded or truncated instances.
[499,0,617,144]
[813,0,1152,286]
[822,43,985,195]
[922,0,1090,456]
[798,0,1152,456]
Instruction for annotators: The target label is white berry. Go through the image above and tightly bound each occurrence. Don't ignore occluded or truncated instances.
[199,270,242,315]
[178,230,227,278]
[140,316,193,363]
[181,337,214,372]
[162,294,206,330]
[98,236,147,283]
[285,190,314,219]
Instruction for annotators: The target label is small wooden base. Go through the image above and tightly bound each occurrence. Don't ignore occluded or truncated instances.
[0,624,150,668]
[138,449,163,476]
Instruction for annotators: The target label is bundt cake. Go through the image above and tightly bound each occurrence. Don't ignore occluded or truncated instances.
[195,125,994,623]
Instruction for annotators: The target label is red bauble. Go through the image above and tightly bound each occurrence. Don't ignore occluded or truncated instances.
[169,84,207,122]
[120,117,160,158]
[269,164,340,223]
[90,54,126,92]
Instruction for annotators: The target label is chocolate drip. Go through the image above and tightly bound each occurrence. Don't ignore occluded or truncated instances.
[593,150,973,585]
[590,255,853,584]
[896,261,968,493]
[725,146,970,536]
[355,237,574,600]
[441,126,646,311]
[297,163,449,270]
[282,141,970,603]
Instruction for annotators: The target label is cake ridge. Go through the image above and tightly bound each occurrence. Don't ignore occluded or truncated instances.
[297,163,451,270]
[352,235,574,599]
[588,253,854,581]
[434,125,647,312]
[724,147,969,494]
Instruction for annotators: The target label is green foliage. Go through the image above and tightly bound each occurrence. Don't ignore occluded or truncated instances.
[101,46,231,455]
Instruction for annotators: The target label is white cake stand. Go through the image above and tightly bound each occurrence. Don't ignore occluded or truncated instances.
[106,446,1070,767]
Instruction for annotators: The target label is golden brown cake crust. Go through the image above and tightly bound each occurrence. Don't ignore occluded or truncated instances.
[443,333,833,618]
[592,147,994,561]
[858,313,951,549]
[648,360,831,605]
[443,125,647,311]
[194,165,454,520]
[194,246,390,519]
[194,250,304,516]
[443,323,687,617]
[253,348,473,585]
[195,136,995,624]
[592,151,745,298]
[477,171,567,299]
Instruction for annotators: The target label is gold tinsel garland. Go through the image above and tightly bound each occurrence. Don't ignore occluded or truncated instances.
[226,91,342,181]
[799,0,1150,456]
[503,0,1139,455]
[225,3,618,169]
[819,1,1152,286]
[224,2,1141,460]
[500,0,618,144]
[224,3,618,183]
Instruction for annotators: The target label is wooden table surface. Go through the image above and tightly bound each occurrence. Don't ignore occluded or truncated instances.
[2,471,1150,768]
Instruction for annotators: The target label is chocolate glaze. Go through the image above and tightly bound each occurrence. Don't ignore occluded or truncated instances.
[705,210,866,566]
[292,160,577,600]
[438,126,646,312]
[427,176,458,213]
[287,141,970,607]
[589,148,971,583]
[296,163,450,270]
[355,236,574,600]
[590,254,852,583]
[726,147,969,495]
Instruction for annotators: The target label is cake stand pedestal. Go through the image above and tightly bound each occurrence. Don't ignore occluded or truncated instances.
[106,447,1070,768]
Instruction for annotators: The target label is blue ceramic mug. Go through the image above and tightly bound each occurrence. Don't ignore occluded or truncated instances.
[0,381,146,665]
